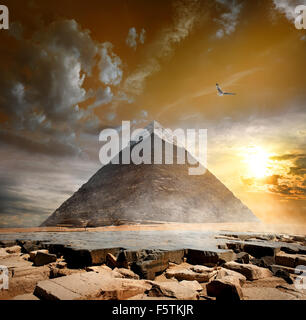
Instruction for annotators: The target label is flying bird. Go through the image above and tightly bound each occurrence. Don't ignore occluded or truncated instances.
[216,83,236,96]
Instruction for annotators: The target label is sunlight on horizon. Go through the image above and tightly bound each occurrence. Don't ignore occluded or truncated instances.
[242,146,272,179]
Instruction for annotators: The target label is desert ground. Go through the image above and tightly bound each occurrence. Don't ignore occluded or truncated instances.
[0,222,305,235]
[0,222,305,300]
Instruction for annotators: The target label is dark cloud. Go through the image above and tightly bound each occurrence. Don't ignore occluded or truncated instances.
[269,184,306,198]
[0,20,97,126]
[289,156,306,176]
[266,153,306,199]
[0,175,47,217]
[270,154,306,161]
[0,129,80,157]
[0,19,119,158]
[0,150,101,227]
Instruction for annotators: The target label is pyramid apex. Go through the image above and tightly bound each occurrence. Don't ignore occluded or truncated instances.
[143,120,164,134]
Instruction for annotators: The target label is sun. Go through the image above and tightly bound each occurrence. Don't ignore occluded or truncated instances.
[243,146,271,178]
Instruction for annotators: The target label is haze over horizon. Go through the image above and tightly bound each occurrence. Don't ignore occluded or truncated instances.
[0,0,305,227]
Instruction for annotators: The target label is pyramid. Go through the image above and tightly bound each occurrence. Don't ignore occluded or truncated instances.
[41,121,258,227]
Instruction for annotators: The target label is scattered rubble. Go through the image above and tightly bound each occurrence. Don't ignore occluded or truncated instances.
[0,232,305,300]
[223,261,273,280]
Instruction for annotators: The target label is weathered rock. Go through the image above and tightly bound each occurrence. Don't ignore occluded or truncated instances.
[33,251,57,266]
[46,244,66,258]
[215,268,247,286]
[12,265,50,279]
[113,268,139,280]
[296,255,306,266]
[34,272,151,300]
[217,244,228,250]
[12,293,40,300]
[186,249,235,266]
[250,255,275,268]
[0,240,17,248]
[55,261,67,269]
[162,250,185,264]
[179,280,203,292]
[0,255,50,299]
[154,273,179,283]
[50,267,86,278]
[274,252,306,269]
[132,259,169,280]
[116,249,184,269]
[85,265,124,278]
[235,252,250,264]
[128,293,176,300]
[190,265,214,273]
[34,279,82,300]
[291,235,306,243]
[0,254,50,277]
[270,264,297,275]
[267,266,293,284]
[226,241,244,253]
[279,242,306,255]
[224,261,273,280]
[242,287,304,300]
[86,265,112,273]
[275,284,306,299]
[5,246,22,254]
[243,276,289,288]
[29,250,49,262]
[280,244,300,254]
[16,240,46,253]
[0,248,9,257]
[243,243,280,258]
[106,252,118,268]
[61,247,123,268]
[21,254,30,261]
[275,252,297,268]
[206,277,243,301]
[90,248,122,265]
[147,281,199,300]
[165,268,216,283]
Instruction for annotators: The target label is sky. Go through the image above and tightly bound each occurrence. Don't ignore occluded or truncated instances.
[0,0,305,227]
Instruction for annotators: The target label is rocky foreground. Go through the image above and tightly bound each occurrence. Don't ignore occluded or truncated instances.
[0,232,305,300]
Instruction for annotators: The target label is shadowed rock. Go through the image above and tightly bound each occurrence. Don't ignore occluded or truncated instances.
[206,277,243,301]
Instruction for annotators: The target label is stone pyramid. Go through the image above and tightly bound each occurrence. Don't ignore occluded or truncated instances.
[41,121,258,227]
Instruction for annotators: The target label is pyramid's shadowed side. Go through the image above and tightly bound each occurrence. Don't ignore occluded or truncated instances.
[41,122,259,227]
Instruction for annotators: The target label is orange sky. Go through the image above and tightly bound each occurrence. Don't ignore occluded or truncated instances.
[0,0,305,227]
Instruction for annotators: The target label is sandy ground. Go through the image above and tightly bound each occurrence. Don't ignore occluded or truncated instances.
[0,222,305,236]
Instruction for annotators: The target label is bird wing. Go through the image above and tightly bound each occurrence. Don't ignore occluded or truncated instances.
[223,92,236,95]
[216,84,223,95]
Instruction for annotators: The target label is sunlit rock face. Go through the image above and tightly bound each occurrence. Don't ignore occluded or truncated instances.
[41,121,259,227]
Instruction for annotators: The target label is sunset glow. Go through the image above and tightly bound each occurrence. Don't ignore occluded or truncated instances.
[243,146,271,179]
